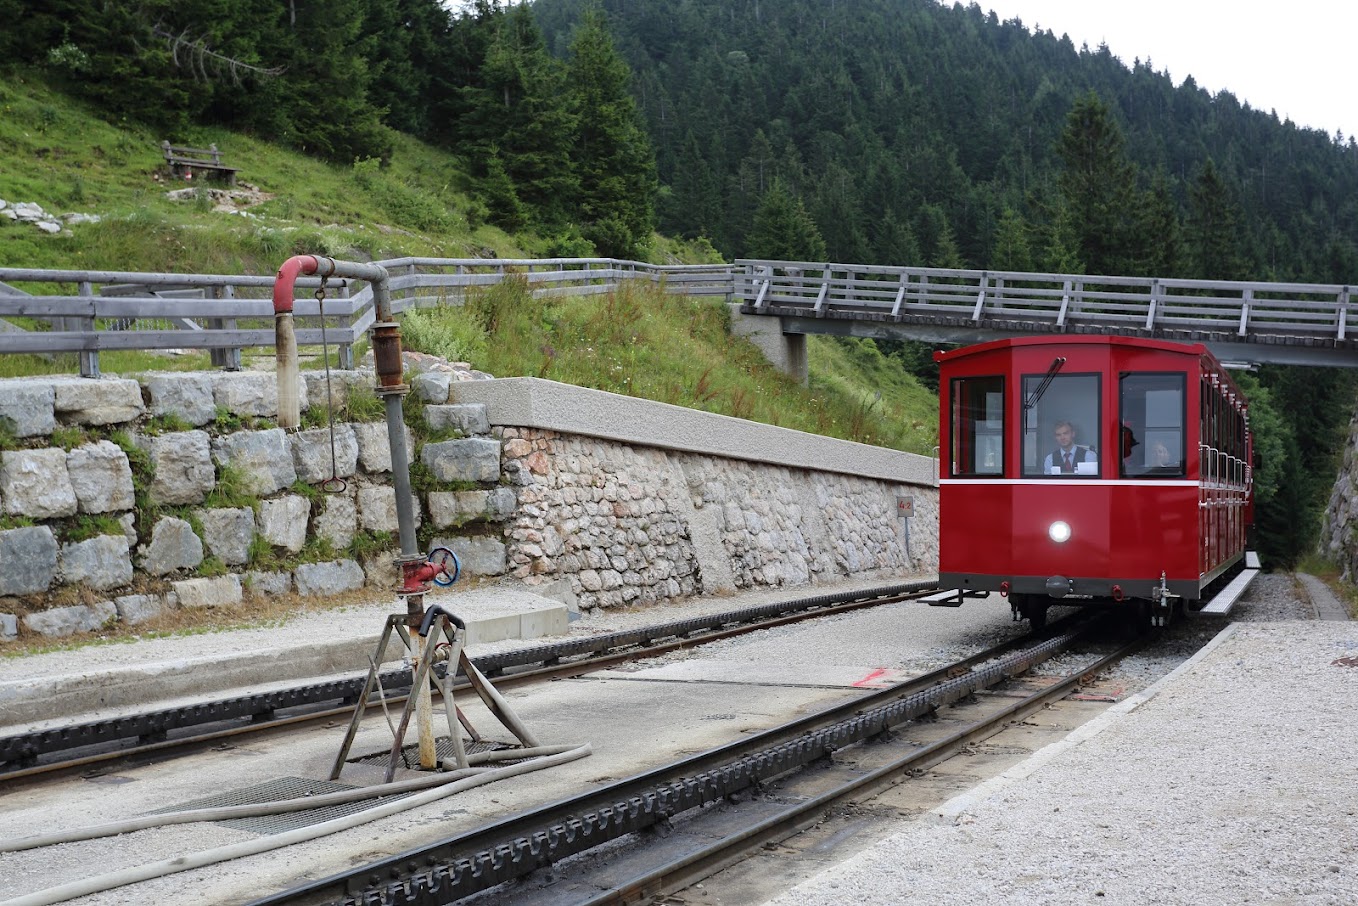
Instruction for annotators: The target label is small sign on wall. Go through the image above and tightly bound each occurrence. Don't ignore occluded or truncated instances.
[896,495,914,518]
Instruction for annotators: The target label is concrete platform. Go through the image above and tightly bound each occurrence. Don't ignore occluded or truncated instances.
[0,587,568,731]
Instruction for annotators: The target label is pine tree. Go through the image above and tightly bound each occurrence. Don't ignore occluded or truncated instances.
[1186,159,1247,281]
[747,179,827,261]
[566,5,658,259]
[1056,92,1140,275]
[991,207,1034,272]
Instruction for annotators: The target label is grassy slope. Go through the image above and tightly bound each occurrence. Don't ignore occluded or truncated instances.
[0,70,938,454]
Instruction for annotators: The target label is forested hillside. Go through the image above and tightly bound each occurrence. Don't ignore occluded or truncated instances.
[4,0,1357,566]
[527,0,1358,565]
[533,0,1358,285]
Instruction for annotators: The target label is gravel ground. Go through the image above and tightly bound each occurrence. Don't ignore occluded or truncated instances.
[765,572,1358,906]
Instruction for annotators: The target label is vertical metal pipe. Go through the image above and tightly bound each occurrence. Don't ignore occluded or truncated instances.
[385,394,418,560]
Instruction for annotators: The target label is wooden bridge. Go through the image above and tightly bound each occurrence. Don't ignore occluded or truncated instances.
[735,260,1358,368]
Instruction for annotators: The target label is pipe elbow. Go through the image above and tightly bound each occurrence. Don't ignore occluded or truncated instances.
[273,255,318,315]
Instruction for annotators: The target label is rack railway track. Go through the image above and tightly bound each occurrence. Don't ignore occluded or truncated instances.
[1,581,938,783]
[249,613,1141,905]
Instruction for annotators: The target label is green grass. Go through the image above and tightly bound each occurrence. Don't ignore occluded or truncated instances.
[400,277,939,455]
[1,68,939,459]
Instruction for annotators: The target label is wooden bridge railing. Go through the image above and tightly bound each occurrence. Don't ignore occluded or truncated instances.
[735,260,1357,365]
[0,258,736,377]
[3,256,1353,377]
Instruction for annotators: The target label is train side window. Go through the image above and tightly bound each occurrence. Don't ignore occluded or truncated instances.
[950,376,1005,476]
[1021,373,1100,477]
[1120,373,1186,477]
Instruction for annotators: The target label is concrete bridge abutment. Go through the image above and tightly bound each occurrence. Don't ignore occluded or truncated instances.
[727,303,808,385]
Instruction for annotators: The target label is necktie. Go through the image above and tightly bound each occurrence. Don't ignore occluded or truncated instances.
[1063,452,1072,472]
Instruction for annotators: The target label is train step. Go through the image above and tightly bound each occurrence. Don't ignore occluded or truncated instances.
[1199,552,1261,616]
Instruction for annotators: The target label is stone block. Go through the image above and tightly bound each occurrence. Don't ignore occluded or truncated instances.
[421,437,501,483]
[1,448,77,517]
[197,506,255,565]
[23,601,117,638]
[0,380,57,437]
[425,403,489,436]
[427,492,461,528]
[140,516,204,575]
[114,593,171,626]
[257,495,310,553]
[428,487,517,527]
[144,372,216,426]
[66,440,136,514]
[0,526,58,595]
[353,422,414,474]
[212,428,296,496]
[361,553,398,589]
[61,535,133,590]
[412,371,453,403]
[173,575,243,608]
[212,371,307,417]
[294,559,366,596]
[290,425,359,483]
[0,612,16,641]
[141,430,216,505]
[245,570,292,597]
[49,376,144,425]
[314,493,356,549]
[302,370,369,413]
[357,485,421,533]
[434,536,507,576]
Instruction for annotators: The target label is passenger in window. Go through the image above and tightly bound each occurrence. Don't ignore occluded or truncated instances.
[1043,420,1097,474]
[1150,442,1175,469]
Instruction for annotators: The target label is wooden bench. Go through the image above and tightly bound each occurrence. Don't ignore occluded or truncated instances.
[161,141,240,185]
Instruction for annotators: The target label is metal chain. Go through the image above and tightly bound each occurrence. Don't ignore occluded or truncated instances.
[316,277,346,494]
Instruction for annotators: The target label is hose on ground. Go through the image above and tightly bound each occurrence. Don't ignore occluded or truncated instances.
[0,743,592,906]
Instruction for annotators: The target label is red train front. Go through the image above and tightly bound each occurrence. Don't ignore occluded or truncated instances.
[934,336,1255,628]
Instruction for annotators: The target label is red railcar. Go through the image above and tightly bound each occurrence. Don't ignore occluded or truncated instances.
[934,336,1257,627]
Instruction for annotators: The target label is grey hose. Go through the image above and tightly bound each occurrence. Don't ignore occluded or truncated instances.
[0,743,584,854]
[0,743,592,906]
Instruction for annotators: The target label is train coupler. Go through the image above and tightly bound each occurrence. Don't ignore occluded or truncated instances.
[1150,572,1178,628]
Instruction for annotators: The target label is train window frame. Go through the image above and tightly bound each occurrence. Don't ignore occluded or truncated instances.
[1020,372,1102,478]
[1119,372,1187,478]
[949,375,1005,478]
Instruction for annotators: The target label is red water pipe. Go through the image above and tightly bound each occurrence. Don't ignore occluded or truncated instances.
[273,255,319,314]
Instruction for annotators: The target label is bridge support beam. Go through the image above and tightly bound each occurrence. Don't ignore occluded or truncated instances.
[728,303,808,385]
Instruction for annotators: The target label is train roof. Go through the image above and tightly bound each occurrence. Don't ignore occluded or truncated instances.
[932,334,1248,408]
[932,335,1211,364]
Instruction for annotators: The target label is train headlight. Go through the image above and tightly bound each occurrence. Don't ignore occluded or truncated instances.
[1048,521,1072,543]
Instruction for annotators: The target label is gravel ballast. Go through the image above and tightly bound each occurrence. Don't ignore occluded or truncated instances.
[766,574,1358,906]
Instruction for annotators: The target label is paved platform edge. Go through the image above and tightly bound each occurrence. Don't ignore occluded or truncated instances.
[929,621,1243,823]
[0,604,569,730]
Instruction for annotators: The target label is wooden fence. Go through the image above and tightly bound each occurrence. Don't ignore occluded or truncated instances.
[4,255,1353,376]
[0,258,736,377]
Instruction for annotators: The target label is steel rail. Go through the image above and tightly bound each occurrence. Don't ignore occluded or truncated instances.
[0,582,936,781]
[248,619,1104,906]
[583,634,1149,905]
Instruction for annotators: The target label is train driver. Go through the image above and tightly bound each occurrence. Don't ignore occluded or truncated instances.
[1043,420,1097,474]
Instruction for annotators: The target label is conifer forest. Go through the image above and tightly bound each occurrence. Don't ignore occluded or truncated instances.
[6,0,1358,565]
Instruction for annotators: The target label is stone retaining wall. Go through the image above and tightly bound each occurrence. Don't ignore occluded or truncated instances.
[1,368,937,642]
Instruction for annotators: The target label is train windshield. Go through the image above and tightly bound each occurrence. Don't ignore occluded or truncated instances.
[949,376,1004,476]
[1120,373,1186,477]
[1021,373,1101,477]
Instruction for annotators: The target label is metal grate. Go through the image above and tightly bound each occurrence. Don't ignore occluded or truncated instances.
[151,775,414,836]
